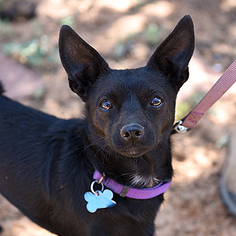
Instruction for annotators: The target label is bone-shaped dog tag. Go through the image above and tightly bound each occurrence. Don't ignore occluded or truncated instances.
[84,189,116,213]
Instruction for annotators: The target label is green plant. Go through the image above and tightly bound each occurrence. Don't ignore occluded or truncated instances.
[60,15,75,27]
[144,23,164,46]
[2,35,59,71]
[0,19,12,40]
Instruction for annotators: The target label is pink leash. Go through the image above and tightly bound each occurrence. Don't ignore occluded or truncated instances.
[174,60,236,133]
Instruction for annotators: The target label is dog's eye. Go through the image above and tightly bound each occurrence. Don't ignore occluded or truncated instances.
[150,97,163,107]
[100,99,113,111]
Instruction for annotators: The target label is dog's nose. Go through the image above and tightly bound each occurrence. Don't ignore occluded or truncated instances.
[120,123,145,142]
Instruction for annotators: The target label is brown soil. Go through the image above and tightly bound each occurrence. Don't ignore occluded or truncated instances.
[0,0,236,235]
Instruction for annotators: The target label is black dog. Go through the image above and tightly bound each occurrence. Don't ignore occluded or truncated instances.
[0,15,194,236]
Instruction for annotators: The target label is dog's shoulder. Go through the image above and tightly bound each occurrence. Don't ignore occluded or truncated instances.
[46,118,88,150]
[49,118,87,136]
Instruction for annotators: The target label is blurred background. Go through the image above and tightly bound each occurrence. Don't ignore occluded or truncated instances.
[0,0,236,235]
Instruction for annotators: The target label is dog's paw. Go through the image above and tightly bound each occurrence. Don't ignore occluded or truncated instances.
[84,189,116,213]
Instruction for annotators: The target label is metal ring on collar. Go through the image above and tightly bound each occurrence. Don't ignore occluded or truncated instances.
[90,180,104,195]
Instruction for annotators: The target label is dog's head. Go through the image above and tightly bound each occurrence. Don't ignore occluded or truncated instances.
[59,16,194,159]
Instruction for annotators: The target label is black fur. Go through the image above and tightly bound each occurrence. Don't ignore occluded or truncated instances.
[0,15,194,236]
[0,82,4,95]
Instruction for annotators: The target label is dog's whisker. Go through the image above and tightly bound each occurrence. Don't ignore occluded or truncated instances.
[83,136,107,152]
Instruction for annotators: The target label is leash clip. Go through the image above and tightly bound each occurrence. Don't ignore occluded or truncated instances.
[173,120,189,133]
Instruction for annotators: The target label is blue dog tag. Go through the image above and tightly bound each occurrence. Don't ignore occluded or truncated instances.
[84,189,116,213]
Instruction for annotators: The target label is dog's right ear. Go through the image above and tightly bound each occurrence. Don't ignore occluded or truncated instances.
[59,25,109,101]
[147,15,194,91]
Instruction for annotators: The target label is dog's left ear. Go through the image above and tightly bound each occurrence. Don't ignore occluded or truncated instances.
[147,15,195,90]
[59,25,109,101]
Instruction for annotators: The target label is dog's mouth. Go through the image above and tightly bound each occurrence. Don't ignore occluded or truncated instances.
[117,147,149,157]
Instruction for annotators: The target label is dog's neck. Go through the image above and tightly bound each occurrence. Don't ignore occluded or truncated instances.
[86,138,173,189]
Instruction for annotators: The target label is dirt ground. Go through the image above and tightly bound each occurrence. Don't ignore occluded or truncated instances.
[0,0,236,235]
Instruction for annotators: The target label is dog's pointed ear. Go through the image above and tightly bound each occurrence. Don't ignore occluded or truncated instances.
[147,15,194,90]
[59,25,109,101]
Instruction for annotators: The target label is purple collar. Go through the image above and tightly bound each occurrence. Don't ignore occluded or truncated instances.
[93,170,171,200]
